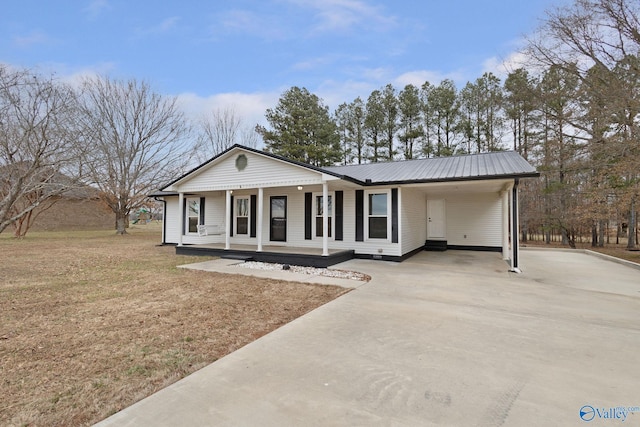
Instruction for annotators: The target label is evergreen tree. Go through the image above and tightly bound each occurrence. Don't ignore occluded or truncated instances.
[364,89,385,163]
[256,87,341,166]
[381,84,399,160]
[504,68,538,159]
[398,84,424,159]
[429,80,461,156]
[335,97,367,164]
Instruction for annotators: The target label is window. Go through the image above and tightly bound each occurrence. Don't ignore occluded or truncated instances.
[315,195,332,237]
[236,197,249,235]
[187,198,200,233]
[368,192,388,239]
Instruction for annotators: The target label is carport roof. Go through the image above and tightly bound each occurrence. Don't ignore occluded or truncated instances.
[325,150,538,184]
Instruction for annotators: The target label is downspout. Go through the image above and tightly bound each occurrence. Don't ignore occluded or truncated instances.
[153,196,167,245]
[510,178,521,273]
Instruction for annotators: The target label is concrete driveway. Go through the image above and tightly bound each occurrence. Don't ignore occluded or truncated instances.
[96,249,640,426]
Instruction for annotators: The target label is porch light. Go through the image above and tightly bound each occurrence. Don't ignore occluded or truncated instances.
[230,190,233,194]
[297,186,303,190]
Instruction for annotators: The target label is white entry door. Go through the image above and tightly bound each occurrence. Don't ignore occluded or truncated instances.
[427,199,446,239]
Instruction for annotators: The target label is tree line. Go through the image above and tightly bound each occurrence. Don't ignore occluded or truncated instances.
[257,0,639,250]
[2,0,637,248]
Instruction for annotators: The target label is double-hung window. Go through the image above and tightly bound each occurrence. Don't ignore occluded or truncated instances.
[236,197,249,235]
[368,192,388,239]
[315,195,332,238]
[187,198,200,233]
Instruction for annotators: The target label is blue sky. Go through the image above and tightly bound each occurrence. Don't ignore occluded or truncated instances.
[1,0,562,126]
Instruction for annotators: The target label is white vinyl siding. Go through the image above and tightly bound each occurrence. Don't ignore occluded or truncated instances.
[173,150,329,193]
[400,187,427,255]
[164,196,180,244]
[445,193,502,247]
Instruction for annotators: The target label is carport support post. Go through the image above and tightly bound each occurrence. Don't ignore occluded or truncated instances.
[322,181,329,256]
[510,179,521,273]
[257,187,263,252]
[502,189,509,261]
[225,190,232,250]
[178,192,184,247]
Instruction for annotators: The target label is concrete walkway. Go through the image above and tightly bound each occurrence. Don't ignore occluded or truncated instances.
[95,250,640,426]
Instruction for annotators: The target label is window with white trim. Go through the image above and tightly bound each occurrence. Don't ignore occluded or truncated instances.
[187,198,200,233]
[236,197,249,235]
[367,191,389,239]
[315,194,333,238]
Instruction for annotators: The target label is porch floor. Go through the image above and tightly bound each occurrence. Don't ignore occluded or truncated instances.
[175,243,355,268]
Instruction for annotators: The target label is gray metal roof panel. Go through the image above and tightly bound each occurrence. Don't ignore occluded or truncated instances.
[324,151,538,184]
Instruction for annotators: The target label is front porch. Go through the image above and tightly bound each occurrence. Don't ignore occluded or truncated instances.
[176,243,355,268]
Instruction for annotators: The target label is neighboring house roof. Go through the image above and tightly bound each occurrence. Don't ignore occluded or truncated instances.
[324,151,538,185]
[150,145,538,196]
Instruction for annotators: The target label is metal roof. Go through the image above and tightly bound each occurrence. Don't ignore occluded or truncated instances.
[324,151,538,184]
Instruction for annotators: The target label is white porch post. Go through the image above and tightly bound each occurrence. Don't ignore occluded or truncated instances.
[257,187,264,252]
[322,181,329,256]
[178,192,184,247]
[501,189,509,261]
[225,190,232,250]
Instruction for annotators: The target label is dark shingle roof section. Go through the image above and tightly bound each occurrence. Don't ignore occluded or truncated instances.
[325,151,538,184]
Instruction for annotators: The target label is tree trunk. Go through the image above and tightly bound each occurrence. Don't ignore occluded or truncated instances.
[591,223,597,247]
[628,199,637,249]
[598,220,605,248]
[115,211,129,235]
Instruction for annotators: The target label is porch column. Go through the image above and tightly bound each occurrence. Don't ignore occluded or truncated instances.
[322,181,329,256]
[501,189,509,261]
[178,192,184,247]
[257,187,263,252]
[510,179,521,273]
[225,190,232,250]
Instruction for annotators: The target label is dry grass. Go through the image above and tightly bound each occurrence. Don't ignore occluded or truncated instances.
[522,239,640,264]
[0,226,349,426]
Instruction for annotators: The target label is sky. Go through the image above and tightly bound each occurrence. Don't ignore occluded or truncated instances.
[1,0,564,129]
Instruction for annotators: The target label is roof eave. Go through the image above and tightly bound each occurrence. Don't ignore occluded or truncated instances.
[360,172,540,186]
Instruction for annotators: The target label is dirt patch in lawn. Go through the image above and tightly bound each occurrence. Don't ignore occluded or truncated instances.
[0,226,349,426]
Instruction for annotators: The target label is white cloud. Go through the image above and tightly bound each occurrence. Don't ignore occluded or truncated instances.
[292,55,340,71]
[176,91,280,129]
[135,16,181,38]
[84,0,110,19]
[482,51,530,79]
[285,0,396,34]
[12,30,53,48]
[394,69,465,88]
[213,10,287,40]
[56,63,118,88]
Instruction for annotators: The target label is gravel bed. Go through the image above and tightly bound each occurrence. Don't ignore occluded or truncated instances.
[236,261,370,281]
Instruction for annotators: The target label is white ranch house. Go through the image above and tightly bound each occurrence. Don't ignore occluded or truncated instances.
[151,145,538,270]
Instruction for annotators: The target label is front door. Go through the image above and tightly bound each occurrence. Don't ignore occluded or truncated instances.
[427,199,445,239]
[270,196,287,242]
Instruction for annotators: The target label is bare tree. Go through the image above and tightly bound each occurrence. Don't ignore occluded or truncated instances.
[0,65,82,235]
[194,106,259,162]
[526,0,640,249]
[78,76,191,235]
